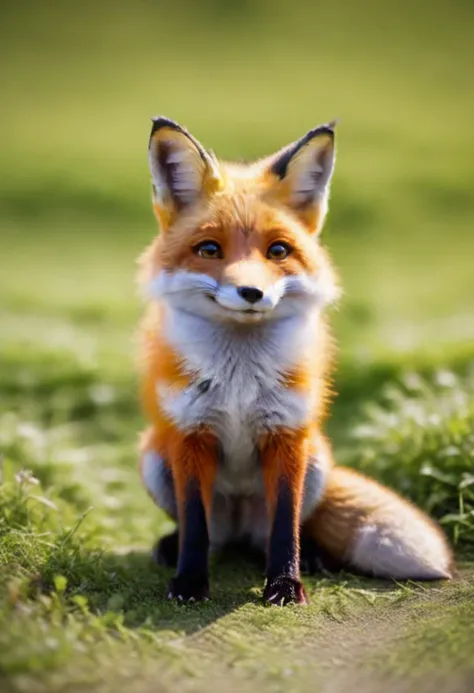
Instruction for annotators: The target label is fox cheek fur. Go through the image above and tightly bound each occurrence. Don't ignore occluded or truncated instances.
[137,117,453,605]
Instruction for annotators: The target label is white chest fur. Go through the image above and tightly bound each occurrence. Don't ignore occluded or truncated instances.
[157,308,319,495]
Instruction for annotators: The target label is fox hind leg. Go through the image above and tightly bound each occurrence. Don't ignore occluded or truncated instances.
[152,530,179,568]
[140,443,180,566]
[140,447,177,519]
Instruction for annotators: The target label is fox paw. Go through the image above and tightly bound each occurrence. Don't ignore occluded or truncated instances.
[166,574,210,602]
[263,576,308,606]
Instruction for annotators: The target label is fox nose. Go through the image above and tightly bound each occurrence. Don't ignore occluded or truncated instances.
[237,286,264,304]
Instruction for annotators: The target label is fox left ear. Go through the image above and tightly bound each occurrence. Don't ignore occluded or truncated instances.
[263,122,336,233]
[148,117,223,230]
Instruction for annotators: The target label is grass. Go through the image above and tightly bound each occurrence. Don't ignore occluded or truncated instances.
[1,0,474,690]
[337,368,474,546]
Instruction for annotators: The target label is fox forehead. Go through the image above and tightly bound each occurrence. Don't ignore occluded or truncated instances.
[183,193,313,248]
[159,184,303,235]
[154,191,323,275]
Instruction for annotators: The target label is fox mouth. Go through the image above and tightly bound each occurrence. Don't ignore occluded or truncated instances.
[207,294,265,316]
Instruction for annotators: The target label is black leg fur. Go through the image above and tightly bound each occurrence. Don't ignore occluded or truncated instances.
[167,481,210,602]
[264,482,307,605]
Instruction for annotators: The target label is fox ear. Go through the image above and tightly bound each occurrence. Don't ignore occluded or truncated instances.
[148,117,222,230]
[263,122,336,233]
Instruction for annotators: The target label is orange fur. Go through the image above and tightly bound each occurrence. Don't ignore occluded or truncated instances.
[260,428,310,520]
[167,427,218,526]
[138,118,452,598]
[140,420,217,524]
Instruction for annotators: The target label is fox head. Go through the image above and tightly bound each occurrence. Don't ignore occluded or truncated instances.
[143,117,339,324]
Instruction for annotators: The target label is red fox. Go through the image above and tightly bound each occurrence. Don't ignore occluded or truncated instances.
[138,117,453,605]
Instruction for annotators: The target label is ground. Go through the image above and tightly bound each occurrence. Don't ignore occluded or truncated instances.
[1,223,473,693]
[1,0,474,691]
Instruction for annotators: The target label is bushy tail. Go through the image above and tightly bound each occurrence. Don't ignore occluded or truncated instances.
[303,466,453,580]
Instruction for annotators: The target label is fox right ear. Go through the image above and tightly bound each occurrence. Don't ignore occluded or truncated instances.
[262,121,337,234]
[148,117,223,230]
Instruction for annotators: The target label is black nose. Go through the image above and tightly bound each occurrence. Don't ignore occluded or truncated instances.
[237,286,264,304]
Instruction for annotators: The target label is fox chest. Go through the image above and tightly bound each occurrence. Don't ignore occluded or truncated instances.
[158,360,309,494]
[156,316,315,495]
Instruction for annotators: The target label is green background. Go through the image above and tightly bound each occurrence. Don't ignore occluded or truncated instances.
[2,0,474,366]
[1,1,474,690]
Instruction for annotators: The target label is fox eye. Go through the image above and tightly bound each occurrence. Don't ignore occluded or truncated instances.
[267,242,292,260]
[194,240,223,259]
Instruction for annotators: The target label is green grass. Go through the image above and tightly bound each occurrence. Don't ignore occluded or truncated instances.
[1,0,474,690]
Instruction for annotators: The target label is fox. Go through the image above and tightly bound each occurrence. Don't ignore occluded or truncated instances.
[138,117,453,605]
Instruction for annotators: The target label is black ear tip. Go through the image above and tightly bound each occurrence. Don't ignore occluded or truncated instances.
[271,121,337,179]
[303,121,337,144]
[150,116,186,137]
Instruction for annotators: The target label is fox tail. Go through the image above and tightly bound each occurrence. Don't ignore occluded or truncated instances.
[303,466,453,580]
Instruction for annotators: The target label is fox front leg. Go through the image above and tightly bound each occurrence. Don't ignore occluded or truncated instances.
[260,430,309,605]
[166,429,218,602]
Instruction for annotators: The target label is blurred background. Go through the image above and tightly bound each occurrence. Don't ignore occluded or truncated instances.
[1,2,474,684]
[1,0,473,376]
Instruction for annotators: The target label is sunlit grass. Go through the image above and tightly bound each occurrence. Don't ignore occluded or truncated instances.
[1,0,474,690]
